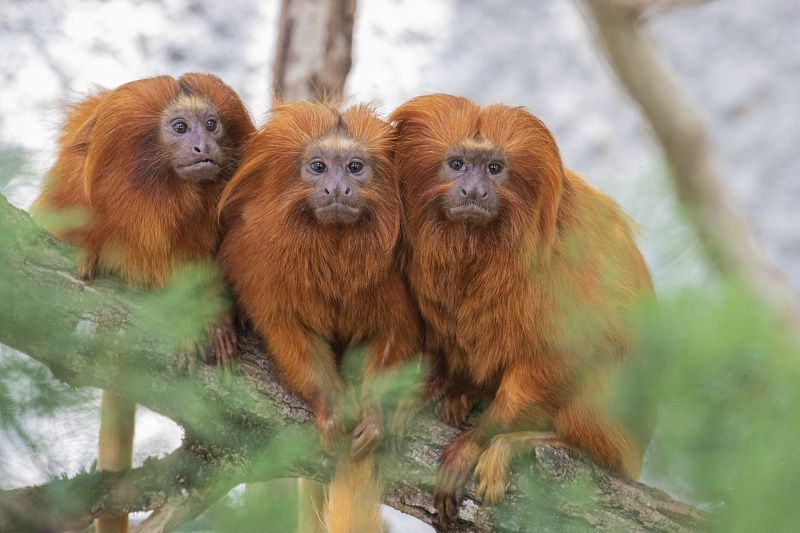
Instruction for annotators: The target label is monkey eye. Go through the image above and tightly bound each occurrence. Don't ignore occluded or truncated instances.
[487,162,504,175]
[310,160,327,174]
[347,160,364,174]
[205,119,218,132]
[448,158,465,171]
[172,121,188,134]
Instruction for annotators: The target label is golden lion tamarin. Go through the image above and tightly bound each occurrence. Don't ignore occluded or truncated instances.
[218,101,420,531]
[31,73,255,532]
[390,94,655,520]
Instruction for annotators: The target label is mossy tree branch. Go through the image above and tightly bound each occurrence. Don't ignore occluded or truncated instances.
[0,195,706,531]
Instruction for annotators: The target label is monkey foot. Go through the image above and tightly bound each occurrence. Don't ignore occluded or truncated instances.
[351,405,384,459]
[439,392,474,427]
[434,431,482,522]
[78,254,98,284]
[176,345,200,374]
[434,466,468,523]
[475,431,570,504]
[208,314,238,372]
[317,411,346,456]
[474,437,513,504]
[388,397,422,454]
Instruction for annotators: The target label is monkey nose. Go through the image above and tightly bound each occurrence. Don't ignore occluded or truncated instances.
[460,184,488,201]
[324,182,351,199]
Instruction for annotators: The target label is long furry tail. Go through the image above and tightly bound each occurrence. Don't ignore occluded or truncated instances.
[96,390,136,533]
[323,455,383,533]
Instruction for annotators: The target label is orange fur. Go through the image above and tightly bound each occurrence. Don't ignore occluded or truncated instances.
[31,73,255,533]
[32,73,255,286]
[219,102,419,532]
[390,94,655,516]
[324,456,384,533]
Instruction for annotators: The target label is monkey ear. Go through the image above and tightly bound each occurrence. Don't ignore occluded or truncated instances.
[508,106,566,247]
[388,100,420,133]
[75,111,99,201]
[68,112,97,153]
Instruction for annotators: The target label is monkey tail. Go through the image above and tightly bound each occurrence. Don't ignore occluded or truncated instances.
[95,390,136,533]
[323,455,383,533]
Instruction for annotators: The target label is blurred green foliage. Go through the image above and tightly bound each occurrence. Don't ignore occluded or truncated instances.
[634,281,800,531]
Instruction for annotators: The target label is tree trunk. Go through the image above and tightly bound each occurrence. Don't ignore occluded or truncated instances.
[272,0,357,102]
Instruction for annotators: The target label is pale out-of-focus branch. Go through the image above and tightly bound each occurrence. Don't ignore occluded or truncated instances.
[272,0,357,102]
[582,0,800,331]
[611,0,712,19]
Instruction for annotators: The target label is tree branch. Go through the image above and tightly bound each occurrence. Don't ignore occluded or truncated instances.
[272,0,357,101]
[0,195,706,530]
[581,0,800,332]
[0,448,225,532]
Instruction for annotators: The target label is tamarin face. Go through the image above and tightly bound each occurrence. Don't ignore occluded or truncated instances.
[392,94,565,243]
[302,135,372,225]
[440,138,508,225]
[160,94,227,182]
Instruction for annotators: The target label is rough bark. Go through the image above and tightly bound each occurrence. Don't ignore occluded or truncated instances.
[0,195,707,531]
[272,0,357,102]
[581,0,800,332]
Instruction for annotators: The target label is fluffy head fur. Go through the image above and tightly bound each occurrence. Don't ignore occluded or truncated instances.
[392,93,565,250]
[31,73,255,286]
[218,101,411,336]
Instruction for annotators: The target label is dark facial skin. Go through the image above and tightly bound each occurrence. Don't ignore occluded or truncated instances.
[303,137,371,224]
[160,97,225,182]
[442,141,508,225]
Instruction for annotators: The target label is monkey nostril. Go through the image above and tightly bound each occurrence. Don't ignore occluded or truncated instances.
[193,146,201,153]
[344,188,351,196]
[324,188,330,195]
[460,188,468,197]
[481,191,488,199]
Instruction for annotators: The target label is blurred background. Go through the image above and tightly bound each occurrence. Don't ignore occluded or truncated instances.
[0,0,797,531]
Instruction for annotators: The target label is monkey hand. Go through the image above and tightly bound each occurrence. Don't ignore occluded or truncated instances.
[208,313,238,372]
[434,429,483,522]
[474,435,513,504]
[78,254,98,284]
[438,391,475,427]
[351,402,384,459]
[388,397,423,454]
[316,407,346,456]
[385,370,446,453]
[475,431,572,504]
[176,341,202,374]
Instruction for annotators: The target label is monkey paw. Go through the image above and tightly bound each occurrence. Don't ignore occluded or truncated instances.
[208,315,238,372]
[176,344,201,374]
[318,411,346,456]
[78,254,98,284]
[474,437,513,504]
[434,462,468,522]
[439,392,474,427]
[434,432,482,522]
[388,398,421,454]
[351,404,384,459]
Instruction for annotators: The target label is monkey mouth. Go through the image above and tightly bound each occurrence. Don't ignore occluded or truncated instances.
[447,203,496,224]
[315,202,362,224]
[176,158,223,180]
[179,158,218,171]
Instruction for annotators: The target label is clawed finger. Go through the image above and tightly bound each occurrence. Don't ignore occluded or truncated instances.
[434,490,459,522]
